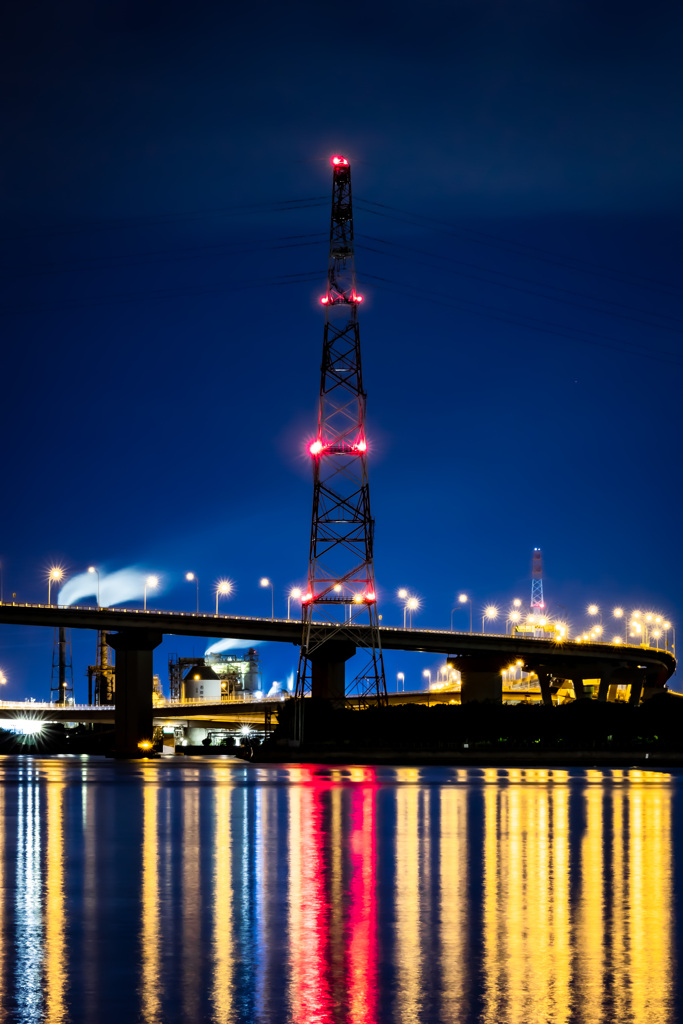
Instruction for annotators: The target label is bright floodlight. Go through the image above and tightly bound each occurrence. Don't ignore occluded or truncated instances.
[509,611,520,622]
[260,578,270,588]
[485,605,498,619]
[612,636,623,644]
[407,597,418,611]
[632,610,641,619]
[88,566,96,574]
[186,572,195,582]
[398,588,408,600]
[290,587,302,599]
[538,617,547,626]
[333,584,342,592]
[146,575,158,588]
[353,594,363,604]
[513,598,522,608]
[217,580,232,595]
[645,613,653,622]
[613,607,624,617]
[458,594,468,603]
[588,604,599,615]
[664,621,671,629]
[49,567,64,581]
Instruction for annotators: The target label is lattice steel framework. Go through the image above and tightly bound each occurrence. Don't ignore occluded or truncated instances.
[295,155,387,704]
[531,547,545,609]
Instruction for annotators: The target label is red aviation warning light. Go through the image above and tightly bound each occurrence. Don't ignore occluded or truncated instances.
[355,440,367,452]
[364,591,376,603]
[309,440,323,456]
[302,591,313,604]
[331,155,349,167]
[320,296,329,304]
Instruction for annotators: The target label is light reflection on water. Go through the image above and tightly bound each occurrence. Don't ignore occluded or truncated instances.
[0,759,677,1023]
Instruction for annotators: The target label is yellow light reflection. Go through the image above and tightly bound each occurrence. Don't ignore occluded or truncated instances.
[212,779,233,1022]
[44,780,66,1024]
[182,787,201,1022]
[440,784,468,1018]
[480,770,674,1024]
[394,783,424,1020]
[140,783,161,1024]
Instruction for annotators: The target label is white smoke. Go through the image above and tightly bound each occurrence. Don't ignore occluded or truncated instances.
[266,681,282,697]
[58,568,162,608]
[205,637,264,656]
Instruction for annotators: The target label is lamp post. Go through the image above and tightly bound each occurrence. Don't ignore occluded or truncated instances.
[260,577,274,620]
[47,567,65,606]
[507,609,521,634]
[87,566,100,607]
[398,588,408,626]
[288,587,302,620]
[407,597,418,628]
[185,572,199,613]
[458,593,473,632]
[143,575,158,611]
[482,605,498,633]
[215,580,232,614]
[397,671,405,693]
[423,668,431,689]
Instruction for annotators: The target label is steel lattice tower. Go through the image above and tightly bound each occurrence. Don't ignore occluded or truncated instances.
[531,547,545,610]
[295,155,387,707]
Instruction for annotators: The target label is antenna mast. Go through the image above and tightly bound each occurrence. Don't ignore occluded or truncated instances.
[295,155,387,708]
[531,547,545,610]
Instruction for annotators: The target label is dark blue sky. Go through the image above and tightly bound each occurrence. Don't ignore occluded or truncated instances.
[2,0,682,699]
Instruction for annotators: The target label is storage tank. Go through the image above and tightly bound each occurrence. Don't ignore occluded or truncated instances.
[183,664,222,702]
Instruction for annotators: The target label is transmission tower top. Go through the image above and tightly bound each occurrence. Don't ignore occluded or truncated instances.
[530,547,545,610]
[295,152,387,709]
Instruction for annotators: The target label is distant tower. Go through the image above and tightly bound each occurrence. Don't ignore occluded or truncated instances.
[50,627,73,704]
[295,155,387,707]
[530,547,545,610]
[87,631,115,705]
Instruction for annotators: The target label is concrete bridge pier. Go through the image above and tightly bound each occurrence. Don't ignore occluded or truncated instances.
[572,677,586,700]
[458,656,505,703]
[535,669,554,707]
[107,630,163,757]
[308,639,356,703]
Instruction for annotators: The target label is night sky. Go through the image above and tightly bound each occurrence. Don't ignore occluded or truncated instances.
[2,0,682,700]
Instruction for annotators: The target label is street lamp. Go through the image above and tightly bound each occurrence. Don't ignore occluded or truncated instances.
[47,566,65,606]
[185,572,199,613]
[397,671,405,692]
[512,598,522,608]
[260,577,274,620]
[507,609,521,633]
[143,575,158,611]
[407,597,418,628]
[288,587,302,620]
[423,668,431,689]
[587,604,603,630]
[458,593,473,632]
[482,605,498,633]
[88,566,100,606]
[215,579,232,614]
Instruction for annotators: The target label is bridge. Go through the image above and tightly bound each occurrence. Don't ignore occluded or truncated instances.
[0,602,675,755]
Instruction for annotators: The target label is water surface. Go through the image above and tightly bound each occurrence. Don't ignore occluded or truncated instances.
[0,757,679,1023]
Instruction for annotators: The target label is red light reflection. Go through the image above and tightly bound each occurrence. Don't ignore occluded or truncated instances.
[347,782,379,1023]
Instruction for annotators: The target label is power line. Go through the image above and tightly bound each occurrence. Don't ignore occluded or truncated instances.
[355,198,683,302]
[356,238,683,337]
[0,197,328,244]
[1,233,328,281]
[362,273,683,368]
[0,271,323,317]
